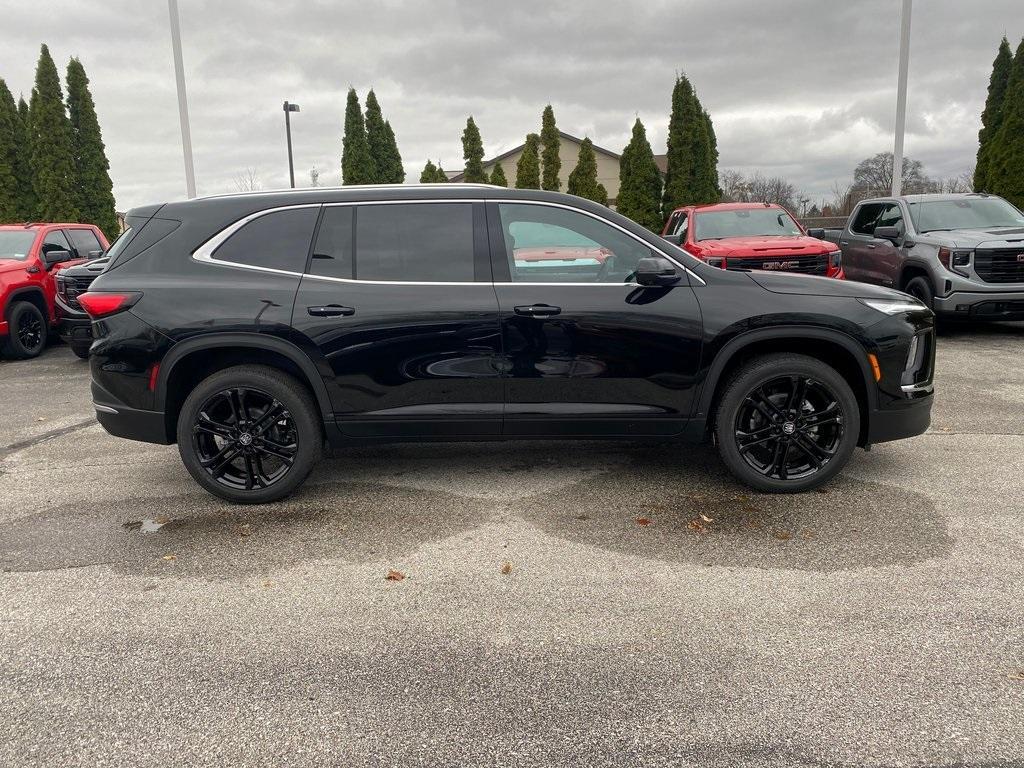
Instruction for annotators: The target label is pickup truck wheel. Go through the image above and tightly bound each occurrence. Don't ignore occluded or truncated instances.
[714,354,860,493]
[904,276,934,311]
[177,365,322,504]
[2,301,47,359]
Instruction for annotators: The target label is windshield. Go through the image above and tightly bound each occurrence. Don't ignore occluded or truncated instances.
[908,197,1024,233]
[0,230,38,261]
[695,209,802,240]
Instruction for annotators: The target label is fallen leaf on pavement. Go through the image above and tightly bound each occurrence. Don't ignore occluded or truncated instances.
[1008,670,1024,681]
[261,580,272,588]
[237,524,252,537]
[687,519,707,533]
[700,513,714,523]
[161,554,177,561]
[772,531,792,541]
[500,561,512,575]
[635,517,653,526]
[385,569,405,581]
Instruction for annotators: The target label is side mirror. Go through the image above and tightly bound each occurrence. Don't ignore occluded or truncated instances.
[88,249,104,259]
[874,225,901,244]
[806,227,825,238]
[662,233,683,246]
[42,249,72,268]
[636,256,681,287]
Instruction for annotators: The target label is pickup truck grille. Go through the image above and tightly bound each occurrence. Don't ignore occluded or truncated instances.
[56,272,99,311]
[727,253,829,275]
[974,248,1024,284]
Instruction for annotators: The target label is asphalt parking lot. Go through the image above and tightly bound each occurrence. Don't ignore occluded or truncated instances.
[1,324,1023,767]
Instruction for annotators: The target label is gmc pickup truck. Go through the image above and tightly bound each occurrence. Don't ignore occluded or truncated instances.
[811,193,1024,320]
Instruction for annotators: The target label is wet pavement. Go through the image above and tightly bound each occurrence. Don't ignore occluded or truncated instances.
[1,330,1023,767]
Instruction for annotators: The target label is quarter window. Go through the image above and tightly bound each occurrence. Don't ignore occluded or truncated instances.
[497,203,653,283]
[309,206,353,279]
[213,207,318,272]
[355,203,474,282]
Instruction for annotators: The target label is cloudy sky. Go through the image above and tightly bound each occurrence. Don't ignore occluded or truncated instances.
[2,0,1020,211]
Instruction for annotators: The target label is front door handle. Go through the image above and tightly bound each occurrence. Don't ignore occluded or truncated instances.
[514,304,561,317]
[307,304,355,317]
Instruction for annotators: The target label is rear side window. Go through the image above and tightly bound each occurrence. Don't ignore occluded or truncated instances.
[355,203,474,282]
[851,203,884,235]
[309,206,353,279]
[66,228,103,257]
[213,207,318,272]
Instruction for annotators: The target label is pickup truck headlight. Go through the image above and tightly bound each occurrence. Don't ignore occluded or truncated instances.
[827,250,842,269]
[858,297,927,315]
[937,247,972,277]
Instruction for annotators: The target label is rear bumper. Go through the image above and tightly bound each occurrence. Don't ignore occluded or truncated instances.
[58,314,92,345]
[92,379,171,445]
[933,288,1024,319]
[867,391,933,445]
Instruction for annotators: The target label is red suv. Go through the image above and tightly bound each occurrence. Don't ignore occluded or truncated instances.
[0,222,109,359]
[662,202,844,279]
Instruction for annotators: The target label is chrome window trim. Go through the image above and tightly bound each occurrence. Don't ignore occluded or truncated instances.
[191,198,706,287]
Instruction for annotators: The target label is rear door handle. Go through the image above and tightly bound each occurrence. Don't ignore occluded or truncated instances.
[307,304,355,317]
[514,304,561,317]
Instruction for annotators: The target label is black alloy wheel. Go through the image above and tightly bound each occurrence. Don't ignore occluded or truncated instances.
[734,375,844,481]
[17,310,43,352]
[192,387,298,492]
[2,301,47,359]
[715,354,860,493]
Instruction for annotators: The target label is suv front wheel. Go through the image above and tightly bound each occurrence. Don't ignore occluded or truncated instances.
[714,354,860,493]
[177,365,322,503]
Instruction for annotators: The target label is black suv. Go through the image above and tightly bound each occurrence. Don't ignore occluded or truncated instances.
[81,185,935,503]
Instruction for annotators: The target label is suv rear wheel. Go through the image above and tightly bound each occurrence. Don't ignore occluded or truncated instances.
[3,301,47,359]
[177,365,322,503]
[714,354,860,493]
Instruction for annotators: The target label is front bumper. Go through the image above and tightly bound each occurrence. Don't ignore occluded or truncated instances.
[933,287,1024,319]
[867,390,933,444]
[58,313,93,346]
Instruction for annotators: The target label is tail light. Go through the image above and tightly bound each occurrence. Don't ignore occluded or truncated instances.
[937,247,971,277]
[76,291,142,319]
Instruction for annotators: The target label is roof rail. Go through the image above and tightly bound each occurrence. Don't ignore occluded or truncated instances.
[194,182,501,202]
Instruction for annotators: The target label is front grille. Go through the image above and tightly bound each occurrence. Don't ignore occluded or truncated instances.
[974,248,1024,284]
[56,273,99,311]
[728,253,828,275]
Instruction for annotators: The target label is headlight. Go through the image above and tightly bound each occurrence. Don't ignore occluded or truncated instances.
[858,297,927,315]
[937,247,971,277]
[827,250,842,269]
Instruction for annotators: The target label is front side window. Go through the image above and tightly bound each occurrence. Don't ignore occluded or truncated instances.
[851,203,885,236]
[212,207,318,272]
[671,212,689,237]
[355,203,474,282]
[694,208,801,240]
[66,228,103,257]
[42,229,72,253]
[497,203,652,283]
[875,203,904,235]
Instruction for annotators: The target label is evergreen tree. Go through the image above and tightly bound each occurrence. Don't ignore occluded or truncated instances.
[515,133,541,189]
[690,98,719,204]
[489,161,508,187]
[434,162,448,182]
[540,104,561,191]
[364,90,388,183]
[420,159,438,183]
[989,37,1024,208]
[703,108,721,198]
[29,44,78,221]
[617,118,663,231]
[662,74,697,219]
[66,58,118,240]
[975,37,1013,191]
[567,137,605,203]
[15,97,35,219]
[461,116,487,182]
[381,119,404,183]
[0,81,19,223]
[341,88,375,184]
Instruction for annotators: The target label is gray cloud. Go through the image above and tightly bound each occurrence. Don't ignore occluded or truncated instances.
[1,0,1019,210]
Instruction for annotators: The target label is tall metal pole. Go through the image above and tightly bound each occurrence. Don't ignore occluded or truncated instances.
[891,0,912,197]
[168,0,196,198]
[284,101,295,188]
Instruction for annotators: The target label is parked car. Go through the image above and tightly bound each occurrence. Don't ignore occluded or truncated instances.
[80,186,934,503]
[0,222,109,359]
[810,193,1024,320]
[55,255,111,358]
[662,202,844,278]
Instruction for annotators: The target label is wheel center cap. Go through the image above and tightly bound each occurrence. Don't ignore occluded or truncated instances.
[238,432,253,446]
[782,422,796,435]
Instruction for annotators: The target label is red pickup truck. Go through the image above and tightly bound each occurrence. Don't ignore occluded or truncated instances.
[0,222,109,359]
[662,202,844,279]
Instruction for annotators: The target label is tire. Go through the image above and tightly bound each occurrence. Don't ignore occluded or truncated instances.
[2,301,47,359]
[714,354,860,493]
[176,365,322,504]
[904,276,934,311]
[71,343,91,360]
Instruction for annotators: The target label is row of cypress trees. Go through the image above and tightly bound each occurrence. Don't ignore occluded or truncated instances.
[417,77,719,231]
[341,88,404,185]
[975,36,1024,207]
[0,44,118,240]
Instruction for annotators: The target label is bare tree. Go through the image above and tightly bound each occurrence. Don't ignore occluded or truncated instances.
[234,167,262,192]
[852,152,934,196]
[720,170,798,210]
[936,171,974,194]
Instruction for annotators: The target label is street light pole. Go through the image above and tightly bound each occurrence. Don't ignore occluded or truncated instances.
[167,0,196,199]
[892,0,912,196]
[283,101,300,188]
